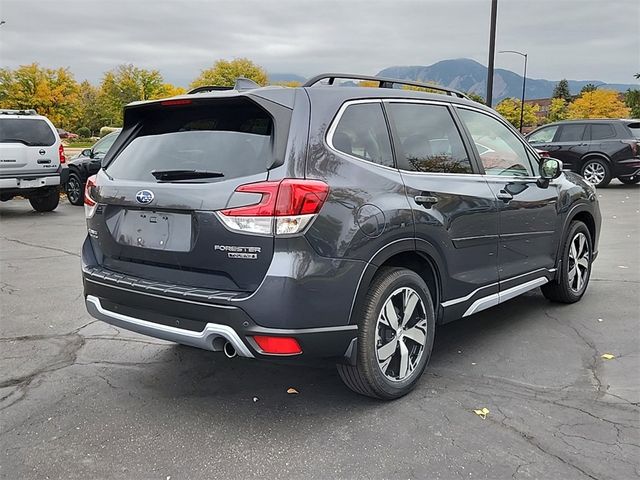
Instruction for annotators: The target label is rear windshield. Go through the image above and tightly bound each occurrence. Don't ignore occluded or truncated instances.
[0,118,56,146]
[626,122,640,139]
[106,100,273,182]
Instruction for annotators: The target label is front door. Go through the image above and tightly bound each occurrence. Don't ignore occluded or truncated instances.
[455,107,562,289]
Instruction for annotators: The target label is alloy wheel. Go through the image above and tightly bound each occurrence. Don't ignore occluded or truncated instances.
[67,176,81,204]
[568,232,590,293]
[375,287,428,382]
[582,162,606,186]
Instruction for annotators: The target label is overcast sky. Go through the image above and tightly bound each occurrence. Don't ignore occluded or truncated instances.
[1,0,638,87]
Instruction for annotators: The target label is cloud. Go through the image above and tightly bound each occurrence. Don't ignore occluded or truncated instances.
[0,0,638,86]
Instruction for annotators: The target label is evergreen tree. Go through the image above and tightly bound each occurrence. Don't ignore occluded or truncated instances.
[552,79,572,102]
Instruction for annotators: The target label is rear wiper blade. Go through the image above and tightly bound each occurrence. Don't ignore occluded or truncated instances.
[151,169,224,181]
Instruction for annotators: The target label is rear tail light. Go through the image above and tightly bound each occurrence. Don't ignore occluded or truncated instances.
[253,336,302,355]
[218,179,329,236]
[622,140,638,156]
[59,144,66,164]
[84,174,98,218]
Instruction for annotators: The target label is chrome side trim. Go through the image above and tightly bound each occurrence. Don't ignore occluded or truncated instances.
[441,267,555,307]
[462,277,548,317]
[85,295,254,358]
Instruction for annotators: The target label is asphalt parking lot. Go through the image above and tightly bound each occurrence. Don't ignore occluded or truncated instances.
[1,184,638,480]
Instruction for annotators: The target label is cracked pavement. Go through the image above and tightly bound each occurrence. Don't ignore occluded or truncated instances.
[1,185,638,480]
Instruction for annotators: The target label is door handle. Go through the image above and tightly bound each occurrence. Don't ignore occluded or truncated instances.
[414,195,438,207]
[496,191,513,202]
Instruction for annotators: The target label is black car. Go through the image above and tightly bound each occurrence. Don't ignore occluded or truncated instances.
[81,75,601,399]
[66,130,120,205]
[526,119,640,187]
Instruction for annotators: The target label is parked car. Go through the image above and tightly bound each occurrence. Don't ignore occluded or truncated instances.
[56,128,79,139]
[65,130,120,205]
[81,75,601,399]
[526,119,640,187]
[0,109,68,211]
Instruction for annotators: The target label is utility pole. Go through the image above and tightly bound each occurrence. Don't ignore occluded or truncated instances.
[486,0,498,107]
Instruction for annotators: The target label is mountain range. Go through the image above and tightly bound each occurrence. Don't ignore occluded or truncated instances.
[271,58,638,103]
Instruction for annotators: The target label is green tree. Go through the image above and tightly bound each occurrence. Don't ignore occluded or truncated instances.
[495,98,539,128]
[546,98,569,122]
[465,92,485,103]
[552,79,572,102]
[623,89,640,118]
[190,58,268,89]
[74,81,103,135]
[0,64,80,128]
[567,89,630,119]
[580,83,599,94]
[99,64,166,126]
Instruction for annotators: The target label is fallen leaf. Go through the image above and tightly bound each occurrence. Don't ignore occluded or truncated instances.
[473,407,490,419]
[287,388,299,394]
[601,353,615,360]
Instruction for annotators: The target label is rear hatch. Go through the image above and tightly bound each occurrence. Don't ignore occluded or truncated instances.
[0,117,60,176]
[87,94,293,292]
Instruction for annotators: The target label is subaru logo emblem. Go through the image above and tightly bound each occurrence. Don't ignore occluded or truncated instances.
[135,190,154,204]
[39,149,46,155]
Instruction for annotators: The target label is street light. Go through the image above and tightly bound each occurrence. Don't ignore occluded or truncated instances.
[499,50,528,132]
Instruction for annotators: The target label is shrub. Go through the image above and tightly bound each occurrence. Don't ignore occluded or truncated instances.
[76,126,91,138]
[99,126,120,137]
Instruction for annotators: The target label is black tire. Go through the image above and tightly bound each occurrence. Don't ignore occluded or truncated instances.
[617,176,640,185]
[541,221,593,303]
[66,172,85,206]
[28,187,60,212]
[337,267,436,400]
[581,158,611,187]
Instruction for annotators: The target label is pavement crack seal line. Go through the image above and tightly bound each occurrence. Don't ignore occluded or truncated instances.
[0,333,85,413]
[490,405,600,480]
[0,235,80,258]
[544,311,604,397]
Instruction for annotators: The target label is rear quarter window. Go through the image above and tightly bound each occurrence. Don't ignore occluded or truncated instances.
[589,124,617,140]
[0,118,56,146]
[106,99,275,182]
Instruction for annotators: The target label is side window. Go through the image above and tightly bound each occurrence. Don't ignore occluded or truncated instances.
[556,124,586,142]
[93,133,118,156]
[457,108,534,177]
[527,125,558,144]
[386,103,473,173]
[331,103,393,167]
[589,124,616,140]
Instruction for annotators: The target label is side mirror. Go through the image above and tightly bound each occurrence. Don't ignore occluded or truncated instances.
[81,148,92,158]
[537,157,562,187]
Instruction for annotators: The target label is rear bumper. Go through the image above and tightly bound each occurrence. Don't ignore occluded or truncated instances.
[83,270,358,362]
[613,158,640,178]
[0,174,61,189]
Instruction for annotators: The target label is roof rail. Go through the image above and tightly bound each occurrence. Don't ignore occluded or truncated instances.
[303,73,468,99]
[187,77,261,95]
[0,109,38,115]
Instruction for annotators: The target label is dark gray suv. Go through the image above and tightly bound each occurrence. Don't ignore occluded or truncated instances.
[81,74,601,399]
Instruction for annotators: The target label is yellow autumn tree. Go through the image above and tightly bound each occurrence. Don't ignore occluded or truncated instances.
[0,64,80,128]
[495,98,539,128]
[190,58,268,89]
[567,89,630,119]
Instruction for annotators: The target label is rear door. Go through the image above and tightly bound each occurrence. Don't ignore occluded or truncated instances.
[383,100,500,306]
[0,117,60,176]
[89,95,292,292]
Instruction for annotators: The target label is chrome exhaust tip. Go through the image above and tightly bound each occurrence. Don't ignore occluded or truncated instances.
[223,341,237,358]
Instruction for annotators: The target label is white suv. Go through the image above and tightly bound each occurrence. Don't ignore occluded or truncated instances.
[0,109,68,211]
